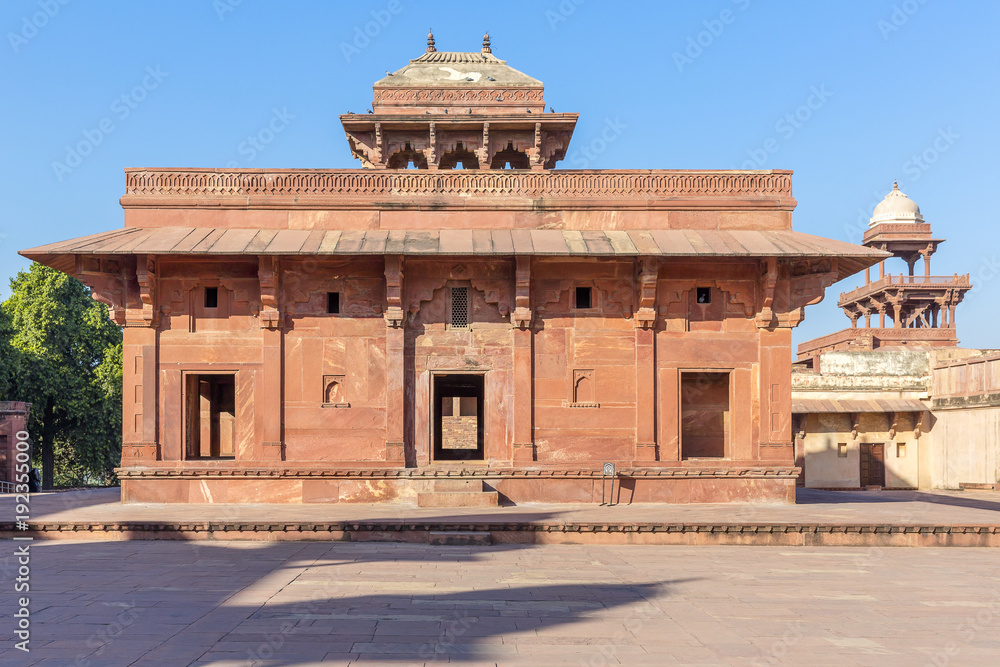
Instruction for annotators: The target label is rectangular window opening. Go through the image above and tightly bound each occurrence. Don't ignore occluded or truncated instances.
[576,286,593,309]
[327,292,340,314]
[838,443,848,458]
[185,374,236,460]
[696,287,712,304]
[897,442,906,458]
[204,287,219,309]
[680,371,730,459]
[451,287,469,329]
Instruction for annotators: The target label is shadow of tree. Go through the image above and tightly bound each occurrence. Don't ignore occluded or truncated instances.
[22,540,688,666]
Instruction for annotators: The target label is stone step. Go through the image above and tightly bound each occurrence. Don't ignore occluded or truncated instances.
[433,479,486,493]
[416,490,499,508]
[428,530,492,546]
[959,482,999,490]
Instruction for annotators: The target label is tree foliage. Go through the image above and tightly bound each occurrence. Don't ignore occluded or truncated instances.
[1,263,123,488]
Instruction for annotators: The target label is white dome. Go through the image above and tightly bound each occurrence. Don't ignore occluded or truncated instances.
[870,181,924,226]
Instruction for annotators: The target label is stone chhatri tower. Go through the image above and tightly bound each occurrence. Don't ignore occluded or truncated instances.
[798,182,971,363]
[342,32,576,170]
[20,35,884,505]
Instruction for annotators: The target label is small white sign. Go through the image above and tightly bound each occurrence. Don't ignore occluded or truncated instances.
[603,462,615,476]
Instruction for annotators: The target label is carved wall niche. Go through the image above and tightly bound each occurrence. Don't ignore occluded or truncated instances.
[564,369,599,408]
[322,375,349,408]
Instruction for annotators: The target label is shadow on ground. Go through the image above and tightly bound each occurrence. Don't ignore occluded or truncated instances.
[796,487,1000,513]
[17,539,685,666]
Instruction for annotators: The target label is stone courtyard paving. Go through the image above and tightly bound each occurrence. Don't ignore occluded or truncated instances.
[2,540,1000,666]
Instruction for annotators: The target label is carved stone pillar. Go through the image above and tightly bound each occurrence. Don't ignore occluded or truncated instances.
[121,255,160,462]
[634,258,658,461]
[258,256,284,461]
[384,256,406,463]
[511,256,534,462]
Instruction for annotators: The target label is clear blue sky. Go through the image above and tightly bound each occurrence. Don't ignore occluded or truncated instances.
[2,0,998,348]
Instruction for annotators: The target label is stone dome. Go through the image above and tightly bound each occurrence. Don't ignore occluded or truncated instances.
[870,181,924,226]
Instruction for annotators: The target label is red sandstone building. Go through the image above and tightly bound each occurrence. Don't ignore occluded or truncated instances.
[21,36,884,504]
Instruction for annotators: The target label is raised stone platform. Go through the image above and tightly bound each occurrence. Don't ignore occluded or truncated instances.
[3,487,1000,547]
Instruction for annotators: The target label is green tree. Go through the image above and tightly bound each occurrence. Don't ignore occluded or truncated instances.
[1,263,123,488]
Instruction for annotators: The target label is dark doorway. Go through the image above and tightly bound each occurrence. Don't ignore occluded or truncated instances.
[433,374,485,461]
[185,374,236,459]
[680,371,730,458]
[860,443,886,487]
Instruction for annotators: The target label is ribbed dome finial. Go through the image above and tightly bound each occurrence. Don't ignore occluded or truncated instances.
[482,32,491,53]
[426,29,436,53]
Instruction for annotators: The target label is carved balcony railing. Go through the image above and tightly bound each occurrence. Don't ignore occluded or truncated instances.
[863,222,932,242]
[839,274,971,305]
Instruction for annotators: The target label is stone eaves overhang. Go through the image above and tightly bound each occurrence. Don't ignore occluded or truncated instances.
[21,228,886,284]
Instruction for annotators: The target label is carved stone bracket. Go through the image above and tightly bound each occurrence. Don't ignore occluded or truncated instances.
[850,412,861,440]
[258,256,281,329]
[135,254,157,327]
[76,255,129,326]
[635,257,658,329]
[512,256,532,329]
[469,275,512,317]
[384,255,405,328]
[755,257,778,329]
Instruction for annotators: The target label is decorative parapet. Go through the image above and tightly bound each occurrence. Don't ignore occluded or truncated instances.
[797,327,958,360]
[932,351,1000,404]
[122,168,794,208]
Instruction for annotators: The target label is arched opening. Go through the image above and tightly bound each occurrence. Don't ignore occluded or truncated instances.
[387,142,429,169]
[438,142,480,170]
[491,141,529,169]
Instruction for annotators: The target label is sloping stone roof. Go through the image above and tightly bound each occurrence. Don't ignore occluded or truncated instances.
[22,227,885,282]
[375,51,542,88]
